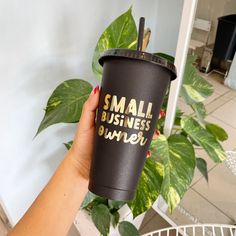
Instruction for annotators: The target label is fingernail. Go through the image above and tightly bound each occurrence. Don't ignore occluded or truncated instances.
[147,150,151,158]
[153,129,160,139]
[159,110,165,119]
[92,85,99,95]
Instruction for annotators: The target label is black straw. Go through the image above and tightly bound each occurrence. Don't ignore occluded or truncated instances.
[137,17,145,51]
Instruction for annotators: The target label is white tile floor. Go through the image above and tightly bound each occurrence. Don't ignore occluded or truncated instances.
[212,99,236,128]
[192,164,236,221]
[167,188,232,225]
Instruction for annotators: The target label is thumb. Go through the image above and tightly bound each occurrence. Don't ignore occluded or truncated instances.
[78,85,100,131]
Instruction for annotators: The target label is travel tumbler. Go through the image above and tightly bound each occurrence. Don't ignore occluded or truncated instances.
[89,18,177,200]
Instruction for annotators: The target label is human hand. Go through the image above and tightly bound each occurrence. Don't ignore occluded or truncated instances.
[66,85,100,180]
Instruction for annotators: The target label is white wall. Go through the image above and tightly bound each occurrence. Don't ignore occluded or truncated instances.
[194,0,236,44]
[153,0,184,56]
[0,0,183,225]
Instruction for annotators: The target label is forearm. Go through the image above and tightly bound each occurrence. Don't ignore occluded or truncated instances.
[9,86,99,236]
[8,153,88,236]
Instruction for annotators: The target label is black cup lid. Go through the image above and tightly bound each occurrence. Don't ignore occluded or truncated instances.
[99,48,177,81]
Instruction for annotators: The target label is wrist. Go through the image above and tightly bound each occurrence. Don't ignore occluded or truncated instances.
[65,150,90,181]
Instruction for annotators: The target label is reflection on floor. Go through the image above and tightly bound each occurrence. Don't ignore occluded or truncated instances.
[140,71,236,234]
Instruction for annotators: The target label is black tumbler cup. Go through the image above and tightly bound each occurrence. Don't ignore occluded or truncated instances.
[88,18,177,201]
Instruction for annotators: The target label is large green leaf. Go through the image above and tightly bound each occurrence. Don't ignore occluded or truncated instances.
[118,221,139,236]
[196,157,208,182]
[205,123,228,141]
[91,204,111,236]
[36,79,92,135]
[92,7,137,79]
[128,158,163,218]
[180,56,214,104]
[191,102,206,120]
[154,135,195,212]
[181,117,226,163]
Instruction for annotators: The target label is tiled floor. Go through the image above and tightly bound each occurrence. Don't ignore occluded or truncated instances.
[139,208,171,234]
[140,71,236,234]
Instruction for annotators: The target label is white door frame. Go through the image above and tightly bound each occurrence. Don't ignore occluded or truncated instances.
[163,0,198,136]
[153,0,198,223]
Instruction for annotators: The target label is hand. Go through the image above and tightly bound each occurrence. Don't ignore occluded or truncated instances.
[8,86,100,236]
[67,85,100,179]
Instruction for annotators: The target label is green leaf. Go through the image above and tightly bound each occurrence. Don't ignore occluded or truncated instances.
[80,191,98,209]
[181,117,226,163]
[180,56,214,104]
[153,52,175,63]
[111,211,120,228]
[154,135,195,212]
[175,108,184,118]
[92,7,137,79]
[185,54,197,65]
[80,192,107,212]
[188,135,200,147]
[205,123,228,141]
[196,158,208,182]
[64,141,73,150]
[108,200,126,210]
[128,158,163,218]
[36,79,92,135]
[91,204,111,236]
[191,102,206,120]
[173,107,184,126]
[118,221,139,236]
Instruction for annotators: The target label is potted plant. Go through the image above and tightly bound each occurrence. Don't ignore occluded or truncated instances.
[36,8,228,236]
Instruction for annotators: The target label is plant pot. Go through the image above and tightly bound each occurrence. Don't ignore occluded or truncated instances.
[74,204,146,236]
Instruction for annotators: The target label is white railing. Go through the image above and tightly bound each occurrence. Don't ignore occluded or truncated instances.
[142,224,236,236]
[225,151,236,176]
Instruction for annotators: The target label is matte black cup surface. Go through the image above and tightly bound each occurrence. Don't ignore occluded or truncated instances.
[89,49,176,201]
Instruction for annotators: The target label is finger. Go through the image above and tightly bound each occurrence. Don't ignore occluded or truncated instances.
[78,85,100,131]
